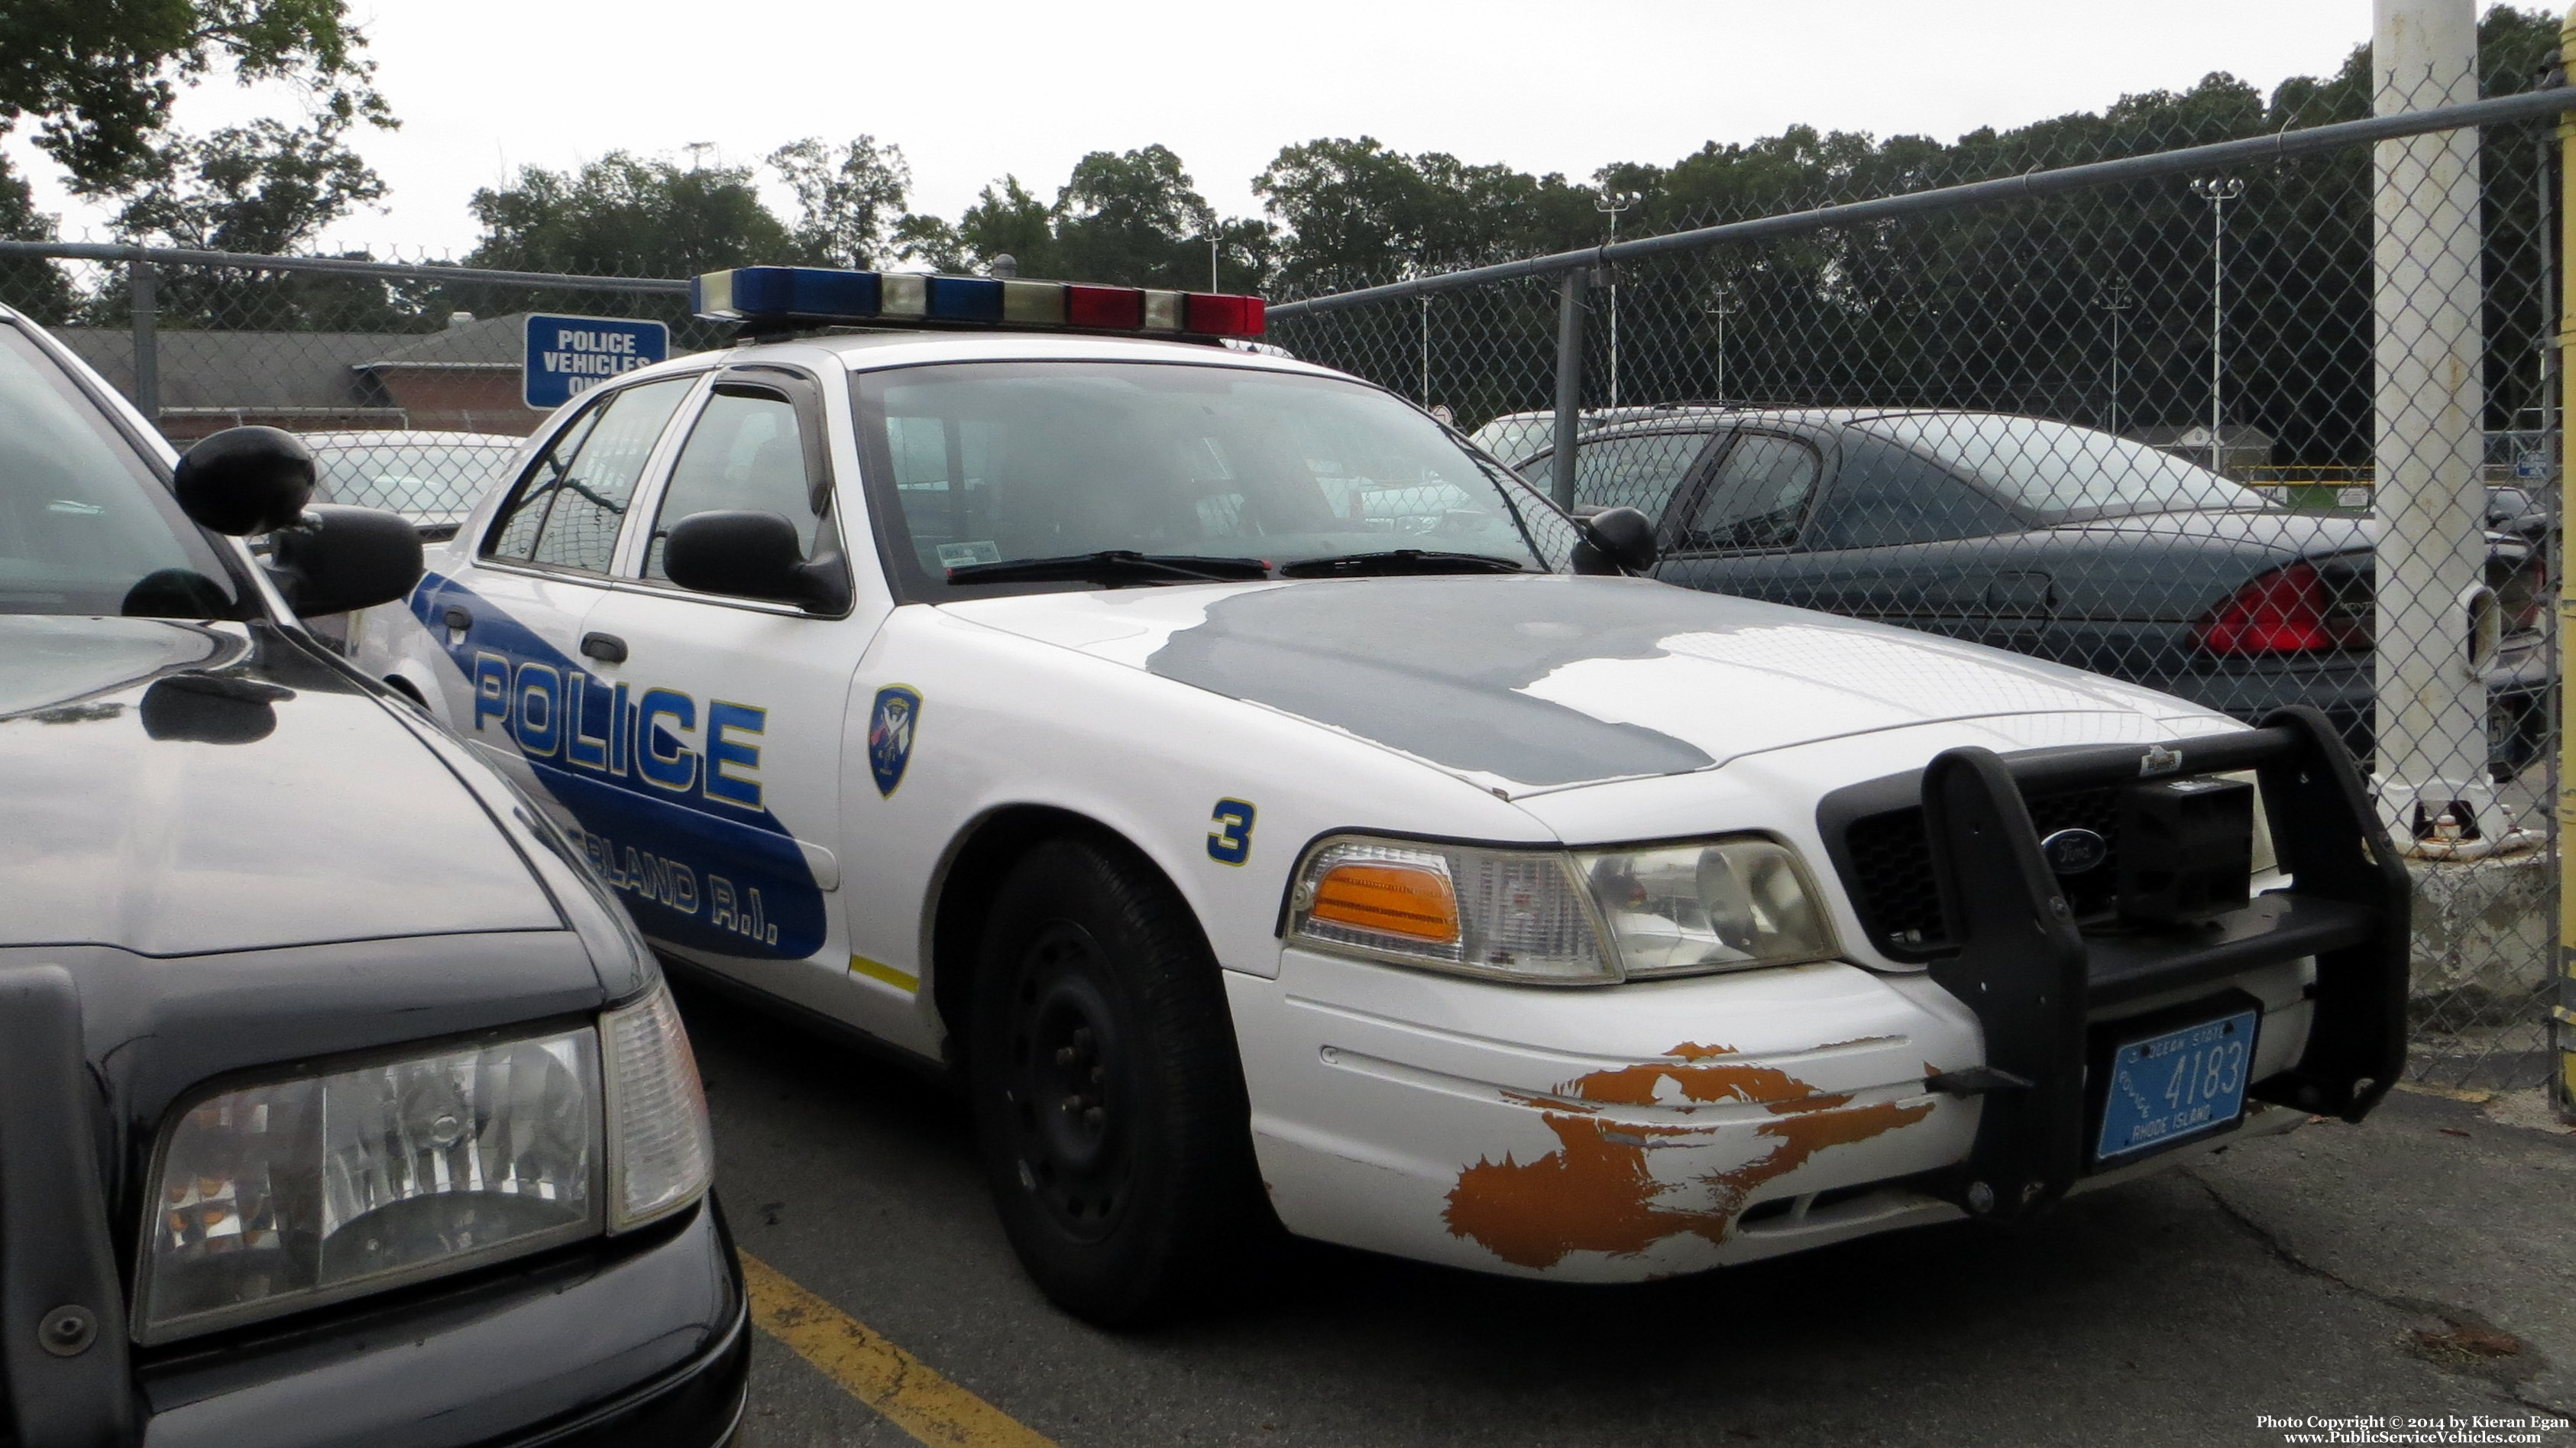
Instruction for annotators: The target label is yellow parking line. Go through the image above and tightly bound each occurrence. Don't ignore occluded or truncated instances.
[739,1252,1060,1448]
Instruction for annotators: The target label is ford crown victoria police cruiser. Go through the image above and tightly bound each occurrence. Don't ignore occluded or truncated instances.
[354,266,2407,1326]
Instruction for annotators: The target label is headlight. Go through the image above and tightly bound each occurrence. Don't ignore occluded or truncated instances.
[138,983,714,1343]
[1286,834,1837,985]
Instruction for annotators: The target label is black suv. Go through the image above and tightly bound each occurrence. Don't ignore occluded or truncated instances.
[0,306,746,1446]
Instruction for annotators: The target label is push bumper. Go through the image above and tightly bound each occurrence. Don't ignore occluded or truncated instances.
[138,1197,748,1448]
[1891,705,2409,1222]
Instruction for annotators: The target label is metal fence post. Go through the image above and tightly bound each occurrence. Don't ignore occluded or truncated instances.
[2557,4,2576,1120]
[128,253,158,424]
[1549,267,1587,510]
[2372,0,2493,847]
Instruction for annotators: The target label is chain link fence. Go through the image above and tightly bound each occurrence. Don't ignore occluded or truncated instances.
[0,241,720,526]
[1275,68,2568,1094]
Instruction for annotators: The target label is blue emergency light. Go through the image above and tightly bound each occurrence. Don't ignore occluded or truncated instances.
[691,266,1266,339]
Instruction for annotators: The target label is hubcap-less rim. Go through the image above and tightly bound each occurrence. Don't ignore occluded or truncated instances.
[1005,922,1131,1242]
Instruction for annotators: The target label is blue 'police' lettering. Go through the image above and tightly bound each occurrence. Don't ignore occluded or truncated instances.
[513,662,561,756]
[706,701,766,809]
[474,653,510,732]
[636,688,699,793]
[565,670,612,771]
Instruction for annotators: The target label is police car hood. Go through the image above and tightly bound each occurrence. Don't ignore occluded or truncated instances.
[0,616,563,954]
[941,573,2225,795]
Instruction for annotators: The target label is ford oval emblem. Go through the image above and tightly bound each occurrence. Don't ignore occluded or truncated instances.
[2040,828,2109,876]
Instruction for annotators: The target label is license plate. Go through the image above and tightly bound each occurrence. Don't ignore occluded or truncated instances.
[2095,1008,2260,1162]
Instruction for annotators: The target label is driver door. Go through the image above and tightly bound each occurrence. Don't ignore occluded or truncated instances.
[577,365,887,1018]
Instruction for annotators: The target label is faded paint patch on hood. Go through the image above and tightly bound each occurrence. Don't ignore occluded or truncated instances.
[941,574,2189,793]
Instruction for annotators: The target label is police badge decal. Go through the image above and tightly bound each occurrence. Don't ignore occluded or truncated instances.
[867,685,921,797]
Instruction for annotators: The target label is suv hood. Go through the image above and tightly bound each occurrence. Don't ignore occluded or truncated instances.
[0,616,561,954]
[942,574,2224,795]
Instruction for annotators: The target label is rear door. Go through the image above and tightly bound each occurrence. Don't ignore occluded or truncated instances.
[417,374,697,804]
[578,364,883,1019]
[1653,429,1827,605]
[1779,432,2043,649]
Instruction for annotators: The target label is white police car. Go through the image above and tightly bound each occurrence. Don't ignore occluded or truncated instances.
[352,266,2408,1325]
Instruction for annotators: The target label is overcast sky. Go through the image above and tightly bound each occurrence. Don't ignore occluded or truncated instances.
[10,0,2523,259]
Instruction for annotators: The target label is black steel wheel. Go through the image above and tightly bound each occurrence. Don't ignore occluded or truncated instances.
[967,834,1267,1325]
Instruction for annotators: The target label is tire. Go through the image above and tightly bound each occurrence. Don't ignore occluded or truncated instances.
[967,833,1266,1326]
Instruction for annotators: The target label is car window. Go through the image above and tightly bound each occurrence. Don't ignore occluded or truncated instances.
[1854,413,2268,520]
[853,361,1572,598]
[643,387,824,582]
[1565,431,1711,518]
[1804,439,2021,549]
[484,378,691,571]
[1678,433,1817,551]
[0,323,241,617]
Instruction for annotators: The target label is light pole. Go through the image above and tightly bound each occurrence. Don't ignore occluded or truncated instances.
[1704,284,1736,402]
[1597,193,1631,407]
[2190,177,2244,476]
[1209,235,1220,293]
[2098,280,2134,436]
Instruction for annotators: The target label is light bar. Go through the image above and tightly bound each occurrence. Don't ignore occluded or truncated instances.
[691,265,1267,339]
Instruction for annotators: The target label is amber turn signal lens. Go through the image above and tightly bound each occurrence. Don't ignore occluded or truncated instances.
[1309,863,1460,942]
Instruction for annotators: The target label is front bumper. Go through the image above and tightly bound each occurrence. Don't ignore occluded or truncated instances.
[137,1197,747,1448]
[1228,708,2405,1282]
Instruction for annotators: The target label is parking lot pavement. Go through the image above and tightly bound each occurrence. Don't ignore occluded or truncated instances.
[675,979,2576,1448]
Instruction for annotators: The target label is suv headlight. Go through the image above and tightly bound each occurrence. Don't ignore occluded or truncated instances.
[1286,834,1838,985]
[137,982,713,1344]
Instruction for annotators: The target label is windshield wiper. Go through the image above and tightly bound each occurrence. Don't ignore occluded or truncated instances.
[945,549,1273,587]
[1277,549,1529,578]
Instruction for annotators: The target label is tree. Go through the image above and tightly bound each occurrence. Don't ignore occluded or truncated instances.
[1051,145,1217,288]
[0,0,390,193]
[770,134,912,270]
[88,114,403,329]
[466,152,796,277]
[0,152,73,321]
[1254,137,1598,296]
[109,116,382,254]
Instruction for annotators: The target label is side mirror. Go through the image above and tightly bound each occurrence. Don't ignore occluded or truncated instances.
[269,505,425,616]
[665,510,846,611]
[1572,505,1659,576]
[173,426,316,536]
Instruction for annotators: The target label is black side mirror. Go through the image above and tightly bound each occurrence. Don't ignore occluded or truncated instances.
[173,426,316,536]
[1572,505,1659,576]
[269,505,425,615]
[665,510,847,611]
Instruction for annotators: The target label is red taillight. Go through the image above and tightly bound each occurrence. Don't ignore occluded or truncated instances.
[2193,562,2358,655]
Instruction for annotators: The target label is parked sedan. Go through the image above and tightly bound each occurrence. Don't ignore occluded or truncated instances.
[300,429,526,540]
[1506,407,2550,778]
[0,309,745,1446]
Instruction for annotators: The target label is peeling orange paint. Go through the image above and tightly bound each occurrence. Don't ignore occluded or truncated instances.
[1442,1041,1934,1271]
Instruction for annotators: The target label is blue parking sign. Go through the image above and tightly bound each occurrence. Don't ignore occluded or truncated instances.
[523,314,670,410]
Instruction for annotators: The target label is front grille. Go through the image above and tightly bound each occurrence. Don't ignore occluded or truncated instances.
[1840,782,2125,956]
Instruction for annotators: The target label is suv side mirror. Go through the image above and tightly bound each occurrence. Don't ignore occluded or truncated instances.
[665,510,848,612]
[174,426,316,536]
[270,505,425,615]
[1572,505,1659,576]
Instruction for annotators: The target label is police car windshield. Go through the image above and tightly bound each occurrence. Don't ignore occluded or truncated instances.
[853,361,1566,595]
[0,322,241,617]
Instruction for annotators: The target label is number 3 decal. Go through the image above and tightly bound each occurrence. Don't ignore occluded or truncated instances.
[1207,799,1256,865]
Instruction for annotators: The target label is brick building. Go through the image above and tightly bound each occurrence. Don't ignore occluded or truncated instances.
[54,313,588,443]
